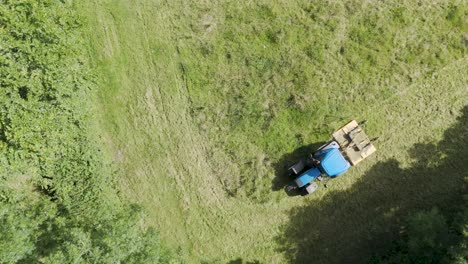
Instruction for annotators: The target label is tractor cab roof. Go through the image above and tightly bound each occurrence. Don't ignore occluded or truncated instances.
[319,148,350,177]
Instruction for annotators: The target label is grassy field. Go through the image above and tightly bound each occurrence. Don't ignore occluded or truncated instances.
[77,0,467,263]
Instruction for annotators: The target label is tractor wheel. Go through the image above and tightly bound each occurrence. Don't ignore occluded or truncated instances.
[285,184,296,192]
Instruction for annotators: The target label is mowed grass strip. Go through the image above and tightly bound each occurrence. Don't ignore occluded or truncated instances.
[78,0,467,262]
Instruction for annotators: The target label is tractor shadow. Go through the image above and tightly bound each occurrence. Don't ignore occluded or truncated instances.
[271,141,326,195]
[275,106,468,264]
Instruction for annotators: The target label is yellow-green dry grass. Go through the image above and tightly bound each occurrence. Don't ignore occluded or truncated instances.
[78,0,467,263]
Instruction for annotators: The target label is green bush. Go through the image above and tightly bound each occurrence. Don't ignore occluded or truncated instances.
[407,208,449,262]
[0,0,168,262]
[371,206,468,264]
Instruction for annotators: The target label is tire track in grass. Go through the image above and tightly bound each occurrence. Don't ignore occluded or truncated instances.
[111,2,254,259]
[81,0,198,257]
[128,2,250,259]
[150,2,296,260]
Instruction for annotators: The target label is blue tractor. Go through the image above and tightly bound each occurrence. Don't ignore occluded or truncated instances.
[286,120,377,195]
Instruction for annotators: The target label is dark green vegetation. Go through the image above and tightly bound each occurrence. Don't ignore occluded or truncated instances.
[0,1,168,262]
